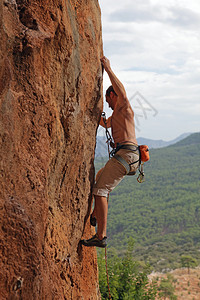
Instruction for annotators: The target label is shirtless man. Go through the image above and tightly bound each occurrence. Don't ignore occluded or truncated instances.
[81,56,139,248]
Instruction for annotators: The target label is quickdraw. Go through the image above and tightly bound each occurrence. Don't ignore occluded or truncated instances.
[101,112,115,158]
[137,162,145,183]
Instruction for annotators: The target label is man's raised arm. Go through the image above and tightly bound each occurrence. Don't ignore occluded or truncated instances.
[100,56,127,100]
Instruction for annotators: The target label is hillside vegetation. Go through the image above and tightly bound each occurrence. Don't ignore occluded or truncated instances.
[150,267,200,299]
[95,132,200,271]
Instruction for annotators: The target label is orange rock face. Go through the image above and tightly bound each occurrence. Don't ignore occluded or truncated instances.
[0,0,103,299]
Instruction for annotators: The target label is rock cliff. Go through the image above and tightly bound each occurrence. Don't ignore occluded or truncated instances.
[0,0,103,299]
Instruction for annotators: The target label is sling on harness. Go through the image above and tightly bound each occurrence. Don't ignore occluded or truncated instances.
[101,112,150,182]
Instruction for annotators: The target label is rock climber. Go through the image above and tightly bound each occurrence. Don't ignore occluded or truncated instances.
[81,56,139,248]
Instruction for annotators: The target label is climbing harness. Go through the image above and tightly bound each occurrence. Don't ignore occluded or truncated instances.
[112,144,140,176]
[112,143,150,182]
[101,112,150,182]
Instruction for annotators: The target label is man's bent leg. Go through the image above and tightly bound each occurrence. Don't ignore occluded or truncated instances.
[80,194,108,248]
[81,157,126,247]
[95,195,108,240]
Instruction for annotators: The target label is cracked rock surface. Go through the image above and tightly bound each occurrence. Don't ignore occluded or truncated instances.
[0,0,103,299]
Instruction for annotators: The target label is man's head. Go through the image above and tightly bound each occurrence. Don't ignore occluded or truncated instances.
[105,85,118,110]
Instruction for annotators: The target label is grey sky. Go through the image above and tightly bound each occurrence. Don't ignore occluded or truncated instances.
[99,0,200,140]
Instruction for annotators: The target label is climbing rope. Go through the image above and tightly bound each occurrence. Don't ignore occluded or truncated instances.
[102,112,113,299]
[105,245,112,300]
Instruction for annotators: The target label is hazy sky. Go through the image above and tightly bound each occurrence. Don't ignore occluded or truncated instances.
[99,0,200,140]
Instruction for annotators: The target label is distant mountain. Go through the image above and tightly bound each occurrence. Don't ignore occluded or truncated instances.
[136,132,192,148]
[95,132,193,157]
[169,131,200,147]
[95,135,108,157]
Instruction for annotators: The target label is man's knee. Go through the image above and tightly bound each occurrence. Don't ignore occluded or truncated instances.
[93,187,109,198]
[94,195,107,201]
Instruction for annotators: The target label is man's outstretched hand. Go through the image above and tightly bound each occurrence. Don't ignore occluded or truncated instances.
[100,56,111,73]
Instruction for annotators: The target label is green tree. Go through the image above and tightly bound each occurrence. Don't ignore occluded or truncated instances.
[158,274,177,300]
[98,238,158,299]
[180,255,198,274]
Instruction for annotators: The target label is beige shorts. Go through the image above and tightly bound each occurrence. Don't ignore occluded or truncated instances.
[93,149,139,197]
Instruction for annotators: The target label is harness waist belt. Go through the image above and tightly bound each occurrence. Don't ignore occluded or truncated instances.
[113,144,139,155]
[118,144,139,151]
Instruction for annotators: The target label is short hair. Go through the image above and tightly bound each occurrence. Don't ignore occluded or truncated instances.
[106,85,117,97]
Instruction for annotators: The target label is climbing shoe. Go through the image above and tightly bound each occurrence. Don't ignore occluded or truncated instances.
[81,234,107,248]
[90,215,97,227]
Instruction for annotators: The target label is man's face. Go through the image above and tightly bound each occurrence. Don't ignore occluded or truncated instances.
[106,92,116,110]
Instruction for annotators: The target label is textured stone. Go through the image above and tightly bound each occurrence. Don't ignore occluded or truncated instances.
[0,0,103,299]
